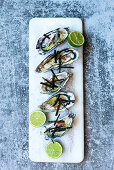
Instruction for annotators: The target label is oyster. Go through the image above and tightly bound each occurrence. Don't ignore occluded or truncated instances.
[36,27,69,54]
[41,72,73,94]
[42,113,76,140]
[36,48,79,73]
[39,92,75,112]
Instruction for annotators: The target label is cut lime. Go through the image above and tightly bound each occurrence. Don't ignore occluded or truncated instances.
[68,31,84,47]
[46,141,62,159]
[29,110,46,127]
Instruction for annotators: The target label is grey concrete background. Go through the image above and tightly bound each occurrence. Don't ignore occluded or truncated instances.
[0,0,113,170]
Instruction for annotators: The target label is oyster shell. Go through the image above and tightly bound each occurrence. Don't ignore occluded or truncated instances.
[36,27,69,54]
[39,92,75,112]
[41,72,73,94]
[36,48,79,73]
[42,113,75,140]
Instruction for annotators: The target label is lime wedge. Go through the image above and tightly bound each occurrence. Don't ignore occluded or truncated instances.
[46,141,62,159]
[68,31,84,47]
[29,110,46,127]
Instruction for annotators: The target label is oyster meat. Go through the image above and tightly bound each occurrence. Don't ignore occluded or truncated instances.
[41,72,73,94]
[36,48,79,73]
[42,113,76,140]
[36,28,69,54]
[39,92,75,112]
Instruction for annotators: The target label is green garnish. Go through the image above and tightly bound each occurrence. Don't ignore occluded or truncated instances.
[68,31,84,47]
[29,110,46,127]
[46,142,62,159]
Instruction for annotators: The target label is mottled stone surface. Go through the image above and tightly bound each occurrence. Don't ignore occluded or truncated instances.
[0,0,113,170]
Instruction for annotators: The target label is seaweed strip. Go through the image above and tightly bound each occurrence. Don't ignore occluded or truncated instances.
[55,99,62,116]
[43,34,50,39]
[42,77,52,84]
[54,127,72,132]
[51,130,55,138]
[61,99,75,103]
[50,126,72,138]
[40,82,58,88]
[51,138,54,143]
[61,66,74,69]
[53,94,60,106]
[51,69,58,80]
[48,120,64,123]
[41,80,58,88]
[59,55,62,73]
[40,82,52,87]
[52,73,55,89]
[61,103,69,111]
[48,126,72,132]
[54,50,58,63]
[54,114,60,126]
[56,78,64,82]
[44,127,51,133]
[44,126,72,134]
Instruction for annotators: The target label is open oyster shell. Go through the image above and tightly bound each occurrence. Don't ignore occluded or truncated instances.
[36,48,79,73]
[42,113,76,140]
[36,27,69,54]
[41,72,73,94]
[38,92,75,112]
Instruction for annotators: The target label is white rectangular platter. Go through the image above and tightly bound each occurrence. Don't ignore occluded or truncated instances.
[29,18,84,163]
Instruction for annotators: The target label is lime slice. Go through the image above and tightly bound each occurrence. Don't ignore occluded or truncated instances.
[46,141,62,159]
[29,110,46,127]
[68,31,84,47]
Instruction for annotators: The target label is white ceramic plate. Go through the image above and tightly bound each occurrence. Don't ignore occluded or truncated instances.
[29,18,84,163]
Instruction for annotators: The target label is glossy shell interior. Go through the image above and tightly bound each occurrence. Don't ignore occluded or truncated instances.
[36,28,69,54]
[36,48,79,73]
[41,72,72,94]
[43,113,76,140]
[39,92,75,112]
